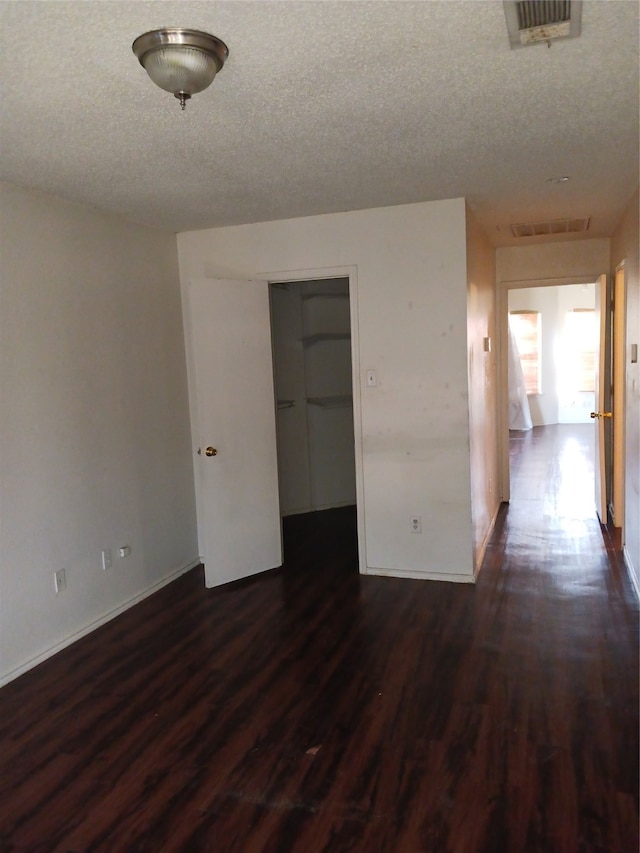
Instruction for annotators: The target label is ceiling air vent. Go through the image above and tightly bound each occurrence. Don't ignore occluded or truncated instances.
[510,217,591,238]
[503,1,582,48]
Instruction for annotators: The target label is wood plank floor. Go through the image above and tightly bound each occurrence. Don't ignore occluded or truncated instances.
[1,425,638,852]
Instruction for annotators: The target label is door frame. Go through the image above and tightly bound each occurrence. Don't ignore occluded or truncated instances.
[260,264,366,575]
[497,274,601,501]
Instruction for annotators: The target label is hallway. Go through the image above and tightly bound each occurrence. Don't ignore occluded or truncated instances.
[0,429,637,851]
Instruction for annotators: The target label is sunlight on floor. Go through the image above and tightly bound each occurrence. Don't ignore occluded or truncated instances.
[554,436,596,520]
[508,425,604,583]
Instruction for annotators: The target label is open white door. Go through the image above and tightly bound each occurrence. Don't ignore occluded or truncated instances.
[611,264,626,540]
[188,278,282,588]
[592,273,609,524]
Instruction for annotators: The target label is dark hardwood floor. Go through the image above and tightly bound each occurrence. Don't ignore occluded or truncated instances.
[1,426,638,852]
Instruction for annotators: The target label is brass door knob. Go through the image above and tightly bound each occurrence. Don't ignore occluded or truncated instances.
[204,446,218,457]
[590,411,612,419]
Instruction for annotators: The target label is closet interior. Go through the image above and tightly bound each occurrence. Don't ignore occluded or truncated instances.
[270,278,356,516]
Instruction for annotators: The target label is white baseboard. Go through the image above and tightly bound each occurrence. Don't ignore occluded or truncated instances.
[623,546,640,601]
[0,557,201,687]
[363,566,475,584]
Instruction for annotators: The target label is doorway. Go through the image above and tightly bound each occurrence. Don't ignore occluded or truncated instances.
[499,277,602,506]
[270,277,358,562]
[508,282,597,430]
[507,282,599,523]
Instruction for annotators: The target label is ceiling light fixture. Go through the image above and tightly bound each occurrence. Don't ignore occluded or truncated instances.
[132,28,228,110]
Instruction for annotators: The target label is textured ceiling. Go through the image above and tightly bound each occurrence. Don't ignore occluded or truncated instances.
[0,1,638,246]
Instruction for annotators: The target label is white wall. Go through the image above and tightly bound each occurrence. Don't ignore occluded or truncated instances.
[508,283,596,426]
[611,189,640,595]
[178,199,476,582]
[0,182,198,684]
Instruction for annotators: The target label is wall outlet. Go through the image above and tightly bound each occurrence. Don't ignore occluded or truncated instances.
[118,545,131,558]
[54,568,67,594]
[101,549,112,571]
[410,516,422,534]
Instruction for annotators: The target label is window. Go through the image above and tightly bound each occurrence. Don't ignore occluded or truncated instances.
[510,310,541,394]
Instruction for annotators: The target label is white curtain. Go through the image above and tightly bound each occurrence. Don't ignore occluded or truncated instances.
[508,319,533,431]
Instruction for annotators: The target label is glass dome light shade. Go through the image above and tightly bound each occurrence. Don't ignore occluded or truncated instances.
[133,29,228,100]
[142,47,219,96]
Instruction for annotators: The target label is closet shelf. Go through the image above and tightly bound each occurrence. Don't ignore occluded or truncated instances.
[277,399,296,410]
[301,332,350,347]
[306,395,353,409]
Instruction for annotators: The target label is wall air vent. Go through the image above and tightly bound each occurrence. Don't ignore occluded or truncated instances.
[503,1,582,48]
[510,217,591,238]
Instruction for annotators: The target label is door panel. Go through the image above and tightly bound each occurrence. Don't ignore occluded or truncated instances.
[593,274,608,523]
[612,265,626,537]
[188,278,282,587]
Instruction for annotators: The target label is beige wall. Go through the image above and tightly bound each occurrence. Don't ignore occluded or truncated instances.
[0,182,198,683]
[496,238,610,283]
[466,206,500,571]
[611,189,640,594]
[178,199,476,582]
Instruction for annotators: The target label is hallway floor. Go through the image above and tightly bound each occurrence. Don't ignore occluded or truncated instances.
[0,426,638,852]
[509,422,597,533]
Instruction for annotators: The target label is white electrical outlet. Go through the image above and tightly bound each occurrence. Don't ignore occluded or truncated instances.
[101,549,112,571]
[118,545,131,558]
[54,568,67,594]
[410,516,422,534]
